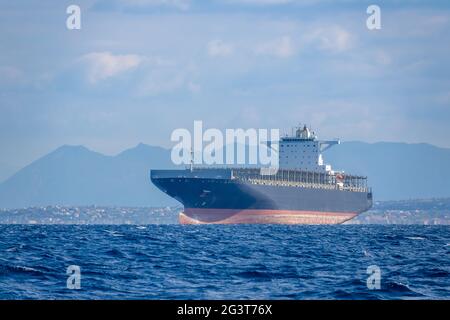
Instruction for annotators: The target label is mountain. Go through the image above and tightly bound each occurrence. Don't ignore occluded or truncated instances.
[326,141,450,200]
[0,161,20,184]
[0,144,177,209]
[0,141,450,208]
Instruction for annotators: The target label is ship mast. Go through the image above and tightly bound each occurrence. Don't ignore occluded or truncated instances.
[189,148,194,172]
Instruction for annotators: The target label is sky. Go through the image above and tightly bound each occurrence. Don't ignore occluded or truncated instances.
[1,0,450,176]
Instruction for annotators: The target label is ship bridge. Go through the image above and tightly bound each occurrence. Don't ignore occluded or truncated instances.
[279,125,339,172]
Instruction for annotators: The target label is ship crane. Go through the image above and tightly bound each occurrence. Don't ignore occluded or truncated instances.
[319,140,340,152]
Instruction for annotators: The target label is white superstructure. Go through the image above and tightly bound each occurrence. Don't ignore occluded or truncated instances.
[279,125,339,172]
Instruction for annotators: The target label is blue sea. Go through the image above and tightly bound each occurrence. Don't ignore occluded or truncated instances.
[0,224,449,300]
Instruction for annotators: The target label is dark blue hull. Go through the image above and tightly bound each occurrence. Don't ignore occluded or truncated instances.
[151,169,373,224]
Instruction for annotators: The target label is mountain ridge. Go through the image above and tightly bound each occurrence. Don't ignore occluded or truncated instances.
[1,141,450,208]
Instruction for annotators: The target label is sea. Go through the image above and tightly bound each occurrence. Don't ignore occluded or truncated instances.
[0,224,449,300]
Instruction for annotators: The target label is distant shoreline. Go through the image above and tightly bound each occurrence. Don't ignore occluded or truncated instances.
[0,198,449,225]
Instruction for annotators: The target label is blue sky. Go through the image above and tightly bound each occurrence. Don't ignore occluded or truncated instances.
[1,0,450,176]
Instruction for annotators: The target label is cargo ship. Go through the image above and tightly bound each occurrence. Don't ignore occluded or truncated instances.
[150,125,372,224]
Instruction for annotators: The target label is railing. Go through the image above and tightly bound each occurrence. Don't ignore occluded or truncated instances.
[181,166,369,192]
[230,168,369,192]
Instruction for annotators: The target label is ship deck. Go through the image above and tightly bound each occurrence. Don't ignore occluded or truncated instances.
[151,167,370,193]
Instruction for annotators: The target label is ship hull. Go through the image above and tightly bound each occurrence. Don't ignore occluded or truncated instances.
[180,208,357,224]
[151,169,372,225]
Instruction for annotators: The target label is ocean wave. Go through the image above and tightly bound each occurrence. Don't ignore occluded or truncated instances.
[405,236,426,240]
[0,265,44,276]
[0,224,448,299]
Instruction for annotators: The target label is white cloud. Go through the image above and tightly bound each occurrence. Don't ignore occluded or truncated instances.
[78,51,197,95]
[306,26,352,53]
[135,62,199,96]
[220,0,342,7]
[223,0,293,4]
[118,0,190,10]
[188,81,201,93]
[137,73,186,96]
[207,40,234,57]
[255,36,295,58]
[80,52,143,84]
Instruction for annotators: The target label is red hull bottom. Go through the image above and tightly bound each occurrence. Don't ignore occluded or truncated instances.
[179,208,357,225]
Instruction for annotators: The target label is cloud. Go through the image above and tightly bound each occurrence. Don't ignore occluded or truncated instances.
[80,52,143,84]
[255,36,295,58]
[135,61,199,96]
[187,81,201,93]
[222,0,295,6]
[219,0,347,7]
[137,72,185,96]
[306,26,352,53]
[207,40,234,57]
[78,51,195,95]
[117,0,190,10]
